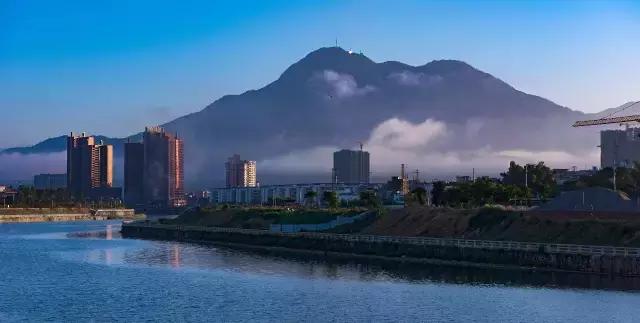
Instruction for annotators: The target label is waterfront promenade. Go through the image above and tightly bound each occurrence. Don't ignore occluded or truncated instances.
[0,208,137,223]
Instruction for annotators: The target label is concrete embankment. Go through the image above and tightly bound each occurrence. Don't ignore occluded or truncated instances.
[121,222,640,276]
[0,208,137,223]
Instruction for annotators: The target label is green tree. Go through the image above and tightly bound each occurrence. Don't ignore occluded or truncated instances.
[358,190,380,208]
[569,164,640,196]
[410,187,427,205]
[304,190,318,208]
[322,191,339,209]
[431,181,446,206]
[501,161,556,199]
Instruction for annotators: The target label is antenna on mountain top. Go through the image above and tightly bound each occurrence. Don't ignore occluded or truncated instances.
[335,38,338,48]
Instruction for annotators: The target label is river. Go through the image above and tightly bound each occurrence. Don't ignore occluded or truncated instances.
[1,221,639,322]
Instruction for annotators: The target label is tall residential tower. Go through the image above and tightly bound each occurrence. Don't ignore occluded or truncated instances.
[225,154,257,188]
[600,128,640,169]
[66,133,114,200]
[333,149,370,184]
[124,127,185,208]
[124,141,144,207]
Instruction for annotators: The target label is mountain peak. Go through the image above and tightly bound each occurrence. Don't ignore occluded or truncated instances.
[303,46,368,60]
[277,47,375,84]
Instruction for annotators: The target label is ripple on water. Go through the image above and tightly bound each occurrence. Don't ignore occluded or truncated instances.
[1,221,640,322]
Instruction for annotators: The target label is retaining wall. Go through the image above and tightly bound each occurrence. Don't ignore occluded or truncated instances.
[0,214,104,223]
[0,208,136,223]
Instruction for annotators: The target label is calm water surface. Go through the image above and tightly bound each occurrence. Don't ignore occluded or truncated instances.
[1,221,639,322]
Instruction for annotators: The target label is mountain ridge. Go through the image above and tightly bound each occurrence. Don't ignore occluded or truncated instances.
[1,47,599,186]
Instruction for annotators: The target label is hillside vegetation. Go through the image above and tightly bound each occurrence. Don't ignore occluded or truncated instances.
[162,207,363,230]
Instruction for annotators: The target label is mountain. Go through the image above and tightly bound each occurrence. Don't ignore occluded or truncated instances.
[1,47,599,186]
[1,135,123,155]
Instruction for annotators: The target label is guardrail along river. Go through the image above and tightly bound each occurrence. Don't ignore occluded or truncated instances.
[2,221,640,322]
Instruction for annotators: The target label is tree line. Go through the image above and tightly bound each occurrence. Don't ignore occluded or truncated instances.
[428,161,556,208]
[425,161,640,208]
[10,186,122,208]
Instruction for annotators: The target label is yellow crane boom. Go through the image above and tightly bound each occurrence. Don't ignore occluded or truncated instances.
[572,114,640,127]
[572,101,640,127]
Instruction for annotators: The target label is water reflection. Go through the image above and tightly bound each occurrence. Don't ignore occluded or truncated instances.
[5,221,640,322]
[73,227,640,292]
[170,244,180,268]
[67,225,121,240]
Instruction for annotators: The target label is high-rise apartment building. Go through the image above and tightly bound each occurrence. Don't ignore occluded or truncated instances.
[124,141,144,207]
[225,154,257,188]
[66,133,114,199]
[127,126,185,208]
[600,128,640,169]
[333,149,370,184]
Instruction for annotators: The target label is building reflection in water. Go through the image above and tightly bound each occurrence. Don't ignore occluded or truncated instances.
[106,225,113,240]
[170,244,181,268]
[116,240,640,291]
[105,249,112,265]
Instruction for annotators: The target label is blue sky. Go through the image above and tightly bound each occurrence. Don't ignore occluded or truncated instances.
[1,0,639,148]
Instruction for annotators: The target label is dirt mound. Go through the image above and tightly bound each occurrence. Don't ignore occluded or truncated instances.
[357,206,640,247]
[362,207,475,237]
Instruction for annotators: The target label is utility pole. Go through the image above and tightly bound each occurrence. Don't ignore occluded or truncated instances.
[331,168,336,190]
[358,142,364,184]
[613,163,617,191]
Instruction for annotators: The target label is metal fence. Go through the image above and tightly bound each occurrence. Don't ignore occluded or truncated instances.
[126,222,640,257]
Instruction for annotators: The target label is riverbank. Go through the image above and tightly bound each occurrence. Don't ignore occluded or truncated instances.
[121,222,640,276]
[0,208,141,223]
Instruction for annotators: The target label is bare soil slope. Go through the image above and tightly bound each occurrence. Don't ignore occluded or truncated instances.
[359,206,640,247]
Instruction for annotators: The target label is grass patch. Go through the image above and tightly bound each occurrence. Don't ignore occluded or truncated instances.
[163,206,364,229]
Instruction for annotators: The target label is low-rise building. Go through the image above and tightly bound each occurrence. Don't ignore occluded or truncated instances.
[456,175,471,184]
[0,185,18,207]
[210,183,378,206]
[33,174,67,190]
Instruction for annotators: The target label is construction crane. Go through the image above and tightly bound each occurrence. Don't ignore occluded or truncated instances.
[572,101,640,191]
[572,101,640,127]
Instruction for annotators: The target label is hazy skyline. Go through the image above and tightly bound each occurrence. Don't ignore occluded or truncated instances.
[2,0,640,148]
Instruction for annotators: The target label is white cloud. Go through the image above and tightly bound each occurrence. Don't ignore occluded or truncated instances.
[257,117,599,179]
[388,71,442,86]
[318,70,375,98]
[367,118,447,150]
